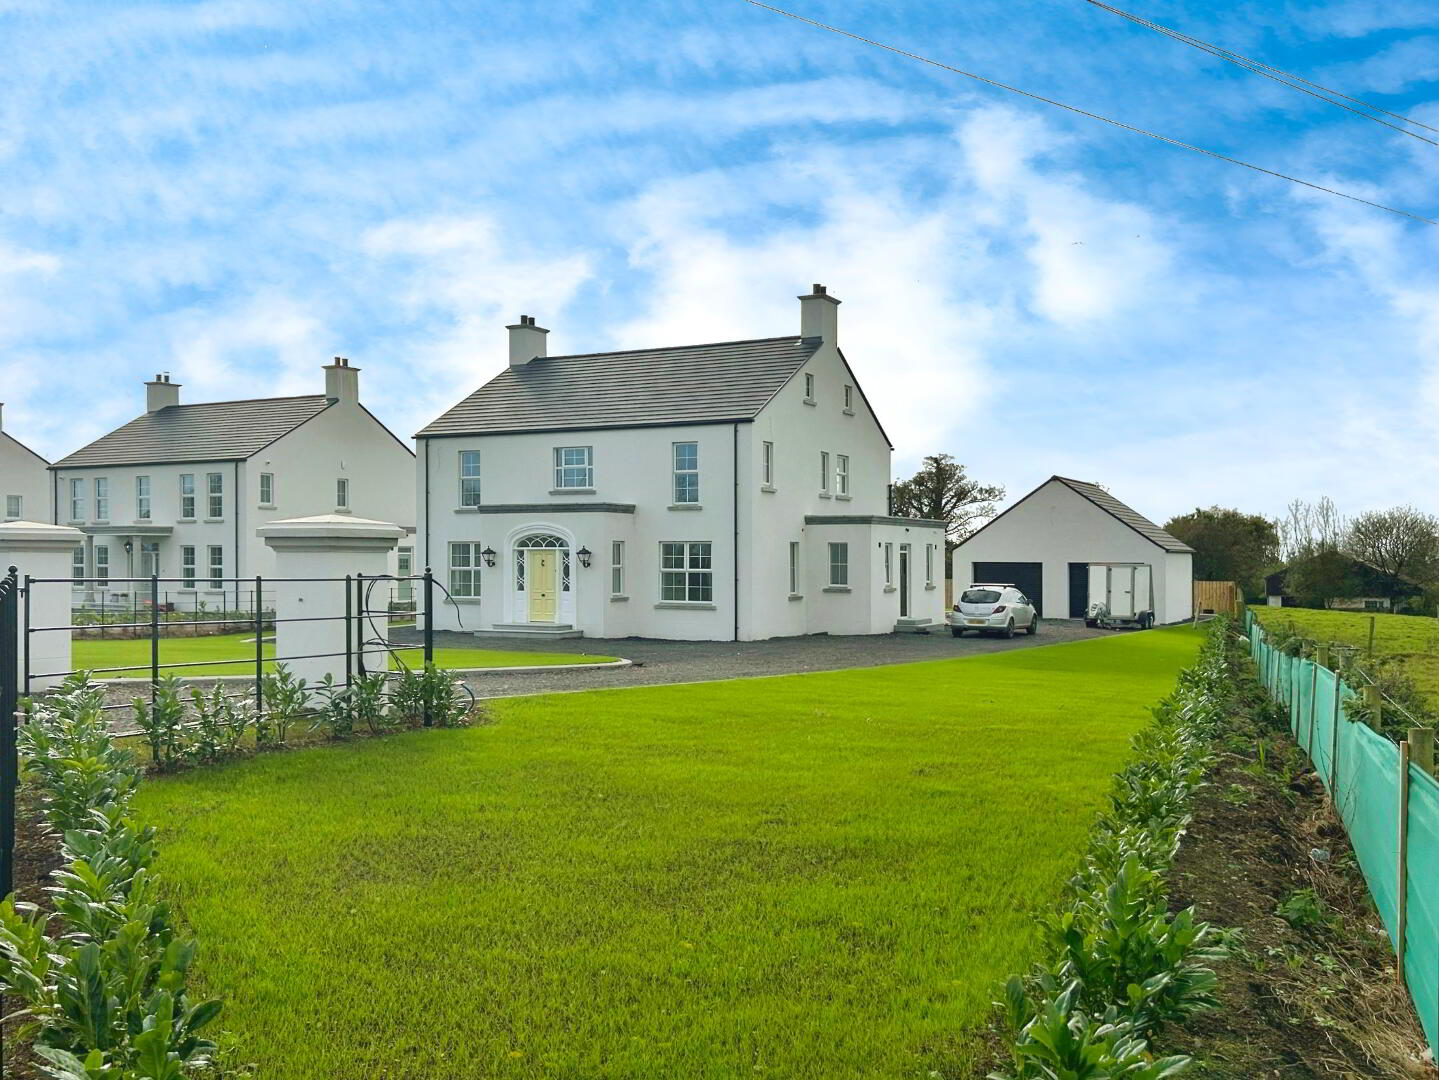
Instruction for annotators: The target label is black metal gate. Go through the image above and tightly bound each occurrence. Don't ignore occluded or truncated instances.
[1,565,20,898]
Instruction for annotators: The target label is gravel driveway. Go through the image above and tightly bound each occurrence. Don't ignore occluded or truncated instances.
[393,620,1109,701]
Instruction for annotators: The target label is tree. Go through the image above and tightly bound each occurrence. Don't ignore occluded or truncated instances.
[1346,506,1439,593]
[1276,496,1346,562]
[891,454,1004,550]
[1162,506,1280,596]
[1283,543,1362,609]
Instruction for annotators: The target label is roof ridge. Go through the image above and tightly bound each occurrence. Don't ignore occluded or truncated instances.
[538,335,807,363]
[145,393,328,411]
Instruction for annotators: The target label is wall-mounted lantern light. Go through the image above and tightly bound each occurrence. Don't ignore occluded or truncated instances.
[576,546,593,568]
[481,546,497,568]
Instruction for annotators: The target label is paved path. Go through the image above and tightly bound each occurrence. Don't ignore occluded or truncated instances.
[392,620,1108,701]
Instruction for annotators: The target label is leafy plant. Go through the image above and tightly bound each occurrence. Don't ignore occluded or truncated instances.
[258,663,310,746]
[187,685,252,764]
[1276,888,1327,931]
[309,673,391,738]
[129,676,188,770]
[389,663,473,728]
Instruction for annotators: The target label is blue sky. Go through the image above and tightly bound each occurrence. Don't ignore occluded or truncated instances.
[2,0,1437,524]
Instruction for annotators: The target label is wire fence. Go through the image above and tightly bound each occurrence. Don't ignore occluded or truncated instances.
[1246,609,1439,1057]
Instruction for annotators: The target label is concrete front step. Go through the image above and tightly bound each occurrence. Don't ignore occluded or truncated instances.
[474,623,584,641]
[894,617,935,634]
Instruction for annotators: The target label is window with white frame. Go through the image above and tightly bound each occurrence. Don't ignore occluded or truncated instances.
[94,544,110,584]
[788,541,800,595]
[5,495,20,519]
[72,546,85,583]
[207,545,224,589]
[69,479,84,521]
[762,441,774,487]
[140,541,160,578]
[135,475,151,520]
[660,541,713,602]
[836,454,850,496]
[843,384,854,411]
[459,451,481,507]
[207,473,224,518]
[181,546,196,589]
[449,541,480,598]
[179,474,195,519]
[884,542,893,586]
[672,442,699,504]
[93,477,109,520]
[803,372,815,401]
[259,472,274,506]
[819,451,830,493]
[926,543,935,586]
[828,542,848,586]
[396,546,414,605]
[610,540,625,596]
[336,477,350,509]
[554,446,593,489]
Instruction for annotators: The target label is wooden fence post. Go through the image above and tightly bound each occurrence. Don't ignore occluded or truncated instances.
[1316,643,1330,669]
[1363,684,1383,731]
[1368,614,1377,661]
[1411,727,1436,780]
[1397,740,1411,987]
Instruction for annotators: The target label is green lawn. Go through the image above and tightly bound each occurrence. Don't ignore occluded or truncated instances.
[1252,605,1439,709]
[72,631,616,678]
[135,628,1201,1079]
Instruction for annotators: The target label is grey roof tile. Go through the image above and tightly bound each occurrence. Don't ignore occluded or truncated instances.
[1053,476,1195,553]
[52,396,333,469]
[417,336,822,437]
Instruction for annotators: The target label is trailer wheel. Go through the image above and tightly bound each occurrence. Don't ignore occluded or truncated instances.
[950,626,964,638]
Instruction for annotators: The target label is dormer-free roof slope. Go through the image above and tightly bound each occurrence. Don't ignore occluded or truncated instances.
[960,475,1195,554]
[417,336,823,438]
[52,396,333,469]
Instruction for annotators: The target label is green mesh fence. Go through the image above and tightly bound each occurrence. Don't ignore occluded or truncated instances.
[1245,610,1439,1055]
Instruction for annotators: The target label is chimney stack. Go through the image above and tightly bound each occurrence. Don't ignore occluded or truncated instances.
[507,315,549,367]
[798,283,839,343]
[324,356,361,404]
[145,373,181,413]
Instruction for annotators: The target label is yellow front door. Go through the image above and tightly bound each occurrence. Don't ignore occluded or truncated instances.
[529,550,558,622]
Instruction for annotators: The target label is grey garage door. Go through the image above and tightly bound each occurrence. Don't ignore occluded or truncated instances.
[970,561,1044,616]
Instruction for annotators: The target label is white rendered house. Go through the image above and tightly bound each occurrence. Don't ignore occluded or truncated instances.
[0,404,52,524]
[416,286,946,641]
[49,360,416,608]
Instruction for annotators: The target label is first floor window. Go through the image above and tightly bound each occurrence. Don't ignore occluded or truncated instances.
[554,446,593,489]
[804,372,815,400]
[181,546,196,588]
[208,545,223,589]
[93,477,109,520]
[672,442,699,504]
[69,479,84,521]
[135,475,151,520]
[179,474,195,519]
[788,541,800,595]
[819,451,830,493]
[94,544,110,584]
[207,472,223,519]
[610,541,625,596]
[836,454,849,496]
[844,384,854,410]
[4,494,19,519]
[660,541,713,602]
[884,542,893,586]
[72,546,85,582]
[336,477,350,509]
[397,546,415,605]
[259,472,274,505]
[450,542,480,598]
[762,441,775,486]
[828,542,849,586]
[459,450,481,507]
[140,541,160,577]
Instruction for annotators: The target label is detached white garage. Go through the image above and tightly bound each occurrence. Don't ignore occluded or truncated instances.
[951,475,1195,625]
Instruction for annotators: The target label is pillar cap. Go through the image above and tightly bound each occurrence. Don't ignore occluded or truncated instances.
[257,514,406,552]
[0,520,85,549]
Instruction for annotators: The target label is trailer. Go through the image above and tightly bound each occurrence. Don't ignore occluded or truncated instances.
[1084,562,1155,630]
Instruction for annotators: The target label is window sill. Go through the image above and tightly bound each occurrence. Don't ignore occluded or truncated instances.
[258,504,276,511]
[818,492,832,500]
[203,518,224,524]
[788,593,804,602]
[176,518,196,524]
[803,398,817,406]
[835,494,852,501]
[610,594,629,603]
[760,484,776,494]
[667,503,703,511]
[842,408,855,416]
[654,601,717,610]
[823,585,851,593]
[883,585,896,593]
[925,584,937,591]
[445,597,482,605]
[454,506,482,513]
[334,507,353,514]
[92,520,110,526]
[549,488,596,496]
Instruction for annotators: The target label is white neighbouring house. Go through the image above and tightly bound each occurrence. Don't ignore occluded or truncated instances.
[1,404,52,524]
[49,360,417,609]
[416,286,947,641]
[950,475,1195,625]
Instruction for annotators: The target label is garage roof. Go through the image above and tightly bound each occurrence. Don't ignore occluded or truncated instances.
[959,475,1195,554]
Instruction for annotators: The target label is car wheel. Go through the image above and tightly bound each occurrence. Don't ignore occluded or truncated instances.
[1003,619,1015,639]
[950,626,963,638]
[1027,614,1039,635]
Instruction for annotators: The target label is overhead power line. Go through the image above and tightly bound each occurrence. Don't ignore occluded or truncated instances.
[1081,0,1439,147]
[741,0,1438,227]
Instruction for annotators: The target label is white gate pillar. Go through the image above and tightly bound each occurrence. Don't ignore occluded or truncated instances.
[257,515,405,687]
[0,522,85,692]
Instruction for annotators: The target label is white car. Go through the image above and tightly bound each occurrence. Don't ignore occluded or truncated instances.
[947,583,1039,638]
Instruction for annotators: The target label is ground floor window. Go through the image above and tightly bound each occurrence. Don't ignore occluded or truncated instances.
[788,541,800,595]
[450,542,480,598]
[397,546,414,604]
[140,541,160,578]
[94,544,110,585]
[828,542,848,586]
[181,546,196,589]
[5,494,20,519]
[207,545,223,590]
[925,543,935,586]
[660,541,712,602]
[72,546,85,583]
[610,541,625,596]
[884,542,893,586]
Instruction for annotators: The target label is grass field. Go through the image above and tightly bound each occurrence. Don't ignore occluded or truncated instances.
[136,628,1200,1079]
[1251,605,1439,709]
[73,631,616,678]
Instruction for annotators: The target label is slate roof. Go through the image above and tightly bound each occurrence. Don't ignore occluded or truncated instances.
[1051,476,1195,553]
[417,336,823,437]
[52,396,333,469]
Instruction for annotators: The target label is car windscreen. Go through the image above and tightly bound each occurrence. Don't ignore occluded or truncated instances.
[960,589,1002,604]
